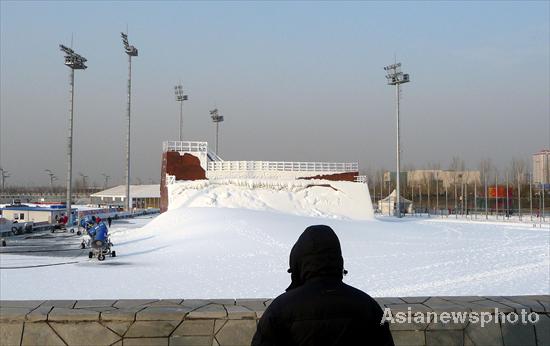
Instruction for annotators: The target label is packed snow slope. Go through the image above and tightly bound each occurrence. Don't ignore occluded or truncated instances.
[167,179,374,220]
[1,207,548,300]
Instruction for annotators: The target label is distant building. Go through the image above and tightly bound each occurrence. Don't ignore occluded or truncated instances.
[385,170,481,189]
[0,205,76,223]
[90,185,160,210]
[532,149,550,185]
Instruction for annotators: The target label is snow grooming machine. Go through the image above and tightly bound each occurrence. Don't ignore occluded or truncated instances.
[86,222,116,261]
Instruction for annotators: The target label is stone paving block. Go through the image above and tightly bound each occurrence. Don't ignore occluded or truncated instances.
[376,297,406,307]
[423,298,470,312]
[467,300,514,314]
[173,320,214,336]
[212,337,220,346]
[102,321,133,336]
[492,297,543,313]
[101,308,139,322]
[0,307,32,322]
[113,299,158,309]
[50,321,121,346]
[537,300,550,312]
[440,296,484,303]
[123,337,168,346]
[263,300,272,308]
[225,305,256,320]
[112,341,122,346]
[500,321,536,346]
[235,299,268,312]
[187,304,227,319]
[487,297,532,313]
[208,299,235,306]
[391,330,426,346]
[74,300,116,309]
[40,300,76,308]
[401,297,430,304]
[21,322,66,346]
[215,319,256,346]
[26,306,52,322]
[534,313,550,346]
[0,300,44,309]
[136,306,191,321]
[464,319,502,346]
[180,300,211,310]
[214,320,227,334]
[170,335,213,346]
[148,299,184,306]
[426,330,463,346]
[125,320,180,338]
[426,311,469,330]
[387,304,432,314]
[48,307,99,322]
[0,322,23,346]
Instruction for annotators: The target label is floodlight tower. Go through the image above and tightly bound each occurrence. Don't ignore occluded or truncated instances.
[59,44,87,222]
[210,108,224,155]
[174,85,188,141]
[101,173,110,189]
[0,168,9,192]
[45,169,58,191]
[384,62,410,218]
[121,32,138,212]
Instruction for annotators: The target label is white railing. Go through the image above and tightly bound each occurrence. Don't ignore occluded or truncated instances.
[207,161,358,173]
[166,175,176,185]
[355,175,368,183]
[163,141,208,153]
[207,149,224,162]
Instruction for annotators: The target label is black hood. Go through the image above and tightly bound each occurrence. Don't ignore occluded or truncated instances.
[286,225,345,291]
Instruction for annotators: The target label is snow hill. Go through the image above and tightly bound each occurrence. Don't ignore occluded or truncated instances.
[167,179,374,220]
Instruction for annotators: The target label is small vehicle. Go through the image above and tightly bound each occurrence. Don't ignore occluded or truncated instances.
[85,222,116,261]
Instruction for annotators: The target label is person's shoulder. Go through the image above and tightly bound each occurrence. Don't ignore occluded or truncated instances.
[341,283,382,308]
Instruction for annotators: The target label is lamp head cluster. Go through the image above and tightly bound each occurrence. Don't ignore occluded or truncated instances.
[121,32,138,57]
[210,108,224,123]
[59,44,87,70]
[384,62,409,85]
[174,85,188,102]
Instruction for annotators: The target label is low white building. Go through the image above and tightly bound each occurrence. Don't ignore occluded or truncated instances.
[90,185,160,209]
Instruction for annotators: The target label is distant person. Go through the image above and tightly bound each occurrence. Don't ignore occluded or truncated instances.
[107,216,112,227]
[251,225,394,346]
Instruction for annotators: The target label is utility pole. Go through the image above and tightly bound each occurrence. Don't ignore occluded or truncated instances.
[121,32,138,212]
[0,168,9,192]
[384,62,410,217]
[174,85,188,141]
[101,173,110,189]
[210,108,224,155]
[45,169,57,191]
[59,44,87,223]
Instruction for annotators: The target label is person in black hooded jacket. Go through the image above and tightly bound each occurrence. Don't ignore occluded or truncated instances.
[251,225,394,346]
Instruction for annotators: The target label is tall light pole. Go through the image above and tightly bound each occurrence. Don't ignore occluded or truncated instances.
[79,173,88,192]
[210,108,224,155]
[45,169,57,191]
[59,44,87,223]
[174,85,188,141]
[0,168,9,192]
[384,62,410,217]
[101,173,110,189]
[121,32,138,212]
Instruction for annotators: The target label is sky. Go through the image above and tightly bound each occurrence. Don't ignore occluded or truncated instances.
[1,1,549,187]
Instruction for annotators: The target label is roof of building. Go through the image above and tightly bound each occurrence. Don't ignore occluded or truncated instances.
[533,149,550,155]
[91,185,160,198]
[0,205,76,212]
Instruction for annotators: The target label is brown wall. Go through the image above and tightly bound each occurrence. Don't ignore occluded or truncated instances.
[298,171,359,182]
[160,152,207,213]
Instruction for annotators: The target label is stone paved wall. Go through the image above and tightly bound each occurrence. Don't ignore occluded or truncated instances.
[1,296,548,346]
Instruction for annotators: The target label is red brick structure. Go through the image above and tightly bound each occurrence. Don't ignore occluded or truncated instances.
[160,152,206,212]
[298,172,359,182]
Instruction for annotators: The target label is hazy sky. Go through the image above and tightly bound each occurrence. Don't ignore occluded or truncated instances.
[1,1,549,187]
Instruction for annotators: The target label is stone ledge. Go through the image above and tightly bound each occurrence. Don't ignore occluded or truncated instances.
[0,296,547,346]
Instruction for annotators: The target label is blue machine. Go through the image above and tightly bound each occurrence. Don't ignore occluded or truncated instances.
[82,221,116,261]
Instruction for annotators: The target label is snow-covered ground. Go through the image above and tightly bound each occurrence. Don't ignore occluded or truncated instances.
[1,207,548,300]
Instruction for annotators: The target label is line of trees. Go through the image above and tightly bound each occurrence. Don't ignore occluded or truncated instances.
[366,157,548,217]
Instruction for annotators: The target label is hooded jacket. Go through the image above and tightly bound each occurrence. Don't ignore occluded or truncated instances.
[251,225,394,346]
